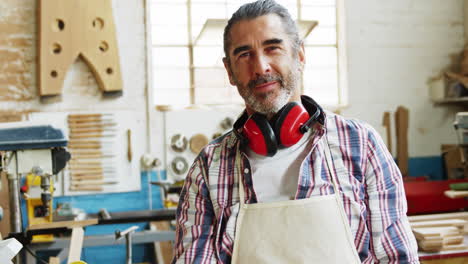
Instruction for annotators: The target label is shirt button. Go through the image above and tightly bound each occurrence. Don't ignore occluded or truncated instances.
[244,168,249,174]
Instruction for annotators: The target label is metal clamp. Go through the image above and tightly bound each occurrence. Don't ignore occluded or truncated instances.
[115,226,139,264]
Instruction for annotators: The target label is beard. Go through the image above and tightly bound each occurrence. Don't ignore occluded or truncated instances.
[232,62,301,118]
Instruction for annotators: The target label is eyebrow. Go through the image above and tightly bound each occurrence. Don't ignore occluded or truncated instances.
[231,38,284,57]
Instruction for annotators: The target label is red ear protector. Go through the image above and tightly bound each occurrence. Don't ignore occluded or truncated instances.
[233,95,322,157]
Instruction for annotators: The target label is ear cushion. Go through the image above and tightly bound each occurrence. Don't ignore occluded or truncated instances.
[243,113,278,157]
[273,102,310,147]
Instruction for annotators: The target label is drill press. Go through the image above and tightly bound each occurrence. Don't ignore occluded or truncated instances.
[0,122,70,236]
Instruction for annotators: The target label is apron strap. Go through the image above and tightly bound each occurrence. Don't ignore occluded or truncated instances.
[322,137,340,195]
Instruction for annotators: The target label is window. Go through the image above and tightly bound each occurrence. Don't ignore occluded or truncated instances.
[149,0,346,108]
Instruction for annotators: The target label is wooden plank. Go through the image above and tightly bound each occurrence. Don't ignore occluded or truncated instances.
[443,235,464,245]
[28,219,98,230]
[67,227,84,264]
[39,0,122,95]
[395,106,409,176]
[413,226,460,240]
[408,212,468,223]
[0,171,10,236]
[49,257,60,264]
[69,186,104,192]
[444,190,468,199]
[151,221,173,264]
[441,243,468,251]
[382,111,392,153]
[410,219,467,229]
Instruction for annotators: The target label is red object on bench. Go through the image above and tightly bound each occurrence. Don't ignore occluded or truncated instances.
[403,179,468,215]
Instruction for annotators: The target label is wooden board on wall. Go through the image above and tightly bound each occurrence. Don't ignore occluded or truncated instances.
[0,171,11,236]
[38,0,122,96]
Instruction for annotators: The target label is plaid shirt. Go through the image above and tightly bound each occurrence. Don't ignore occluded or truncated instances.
[172,111,419,264]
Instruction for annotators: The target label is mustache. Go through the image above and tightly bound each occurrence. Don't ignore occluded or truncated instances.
[248,74,283,90]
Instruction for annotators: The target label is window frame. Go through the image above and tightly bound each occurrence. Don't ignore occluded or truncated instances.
[146,0,348,110]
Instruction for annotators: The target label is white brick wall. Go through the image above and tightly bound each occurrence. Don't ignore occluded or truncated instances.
[342,0,465,157]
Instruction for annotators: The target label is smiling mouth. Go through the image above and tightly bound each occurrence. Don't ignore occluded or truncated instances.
[254,81,278,93]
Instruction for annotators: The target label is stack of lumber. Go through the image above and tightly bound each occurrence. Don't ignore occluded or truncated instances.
[409,212,468,252]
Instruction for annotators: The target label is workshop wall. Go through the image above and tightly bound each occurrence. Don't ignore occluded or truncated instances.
[343,0,465,159]
[0,0,160,263]
[1,0,467,261]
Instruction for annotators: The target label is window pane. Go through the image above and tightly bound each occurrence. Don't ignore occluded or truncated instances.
[193,46,224,67]
[152,47,189,67]
[191,3,228,42]
[194,67,242,104]
[227,1,254,15]
[152,25,188,45]
[305,25,336,45]
[155,88,191,106]
[150,3,187,25]
[304,46,337,68]
[153,67,190,89]
[195,87,243,104]
[301,6,336,26]
[303,46,338,106]
[153,67,190,105]
[152,0,186,3]
[194,67,228,88]
[274,0,298,19]
[304,0,336,6]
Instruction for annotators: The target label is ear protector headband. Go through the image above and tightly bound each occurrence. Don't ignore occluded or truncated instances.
[233,95,322,157]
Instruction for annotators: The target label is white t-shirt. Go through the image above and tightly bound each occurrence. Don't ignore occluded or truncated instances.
[246,130,314,202]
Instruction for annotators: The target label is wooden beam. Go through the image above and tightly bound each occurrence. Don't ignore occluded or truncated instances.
[28,219,98,231]
[67,227,84,264]
[395,106,409,176]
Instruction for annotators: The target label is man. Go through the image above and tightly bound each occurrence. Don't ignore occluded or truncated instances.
[172,0,419,263]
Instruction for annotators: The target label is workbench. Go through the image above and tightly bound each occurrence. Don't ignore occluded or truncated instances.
[26,229,175,264]
[17,208,176,263]
[420,249,468,263]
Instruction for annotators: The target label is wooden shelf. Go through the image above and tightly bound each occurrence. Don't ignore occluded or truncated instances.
[434,97,468,104]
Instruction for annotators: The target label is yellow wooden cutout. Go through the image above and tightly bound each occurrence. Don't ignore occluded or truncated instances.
[38,0,123,96]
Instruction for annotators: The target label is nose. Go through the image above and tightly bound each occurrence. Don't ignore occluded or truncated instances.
[252,54,271,76]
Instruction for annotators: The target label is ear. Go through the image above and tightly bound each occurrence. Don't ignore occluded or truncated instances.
[298,43,306,71]
[223,57,236,86]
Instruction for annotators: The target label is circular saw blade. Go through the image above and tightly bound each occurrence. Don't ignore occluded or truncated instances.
[170,134,188,152]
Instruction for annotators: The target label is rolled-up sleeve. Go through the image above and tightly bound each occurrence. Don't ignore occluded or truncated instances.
[364,124,419,263]
[172,155,218,264]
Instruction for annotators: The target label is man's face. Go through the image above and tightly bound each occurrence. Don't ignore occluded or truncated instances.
[224,14,305,117]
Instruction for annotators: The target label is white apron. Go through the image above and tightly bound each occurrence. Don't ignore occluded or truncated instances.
[231,139,361,264]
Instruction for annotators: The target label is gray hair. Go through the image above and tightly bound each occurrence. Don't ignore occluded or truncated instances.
[223,0,301,63]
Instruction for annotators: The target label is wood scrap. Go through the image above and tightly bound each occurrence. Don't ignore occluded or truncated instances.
[49,257,60,264]
[382,112,392,153]
[408,212,468,222]
[409,214,468,253]
[410,219,467,229]
[444,190,468,199]
[68,227,85,264]
[395,106,409,176]
[151,221,173,264]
